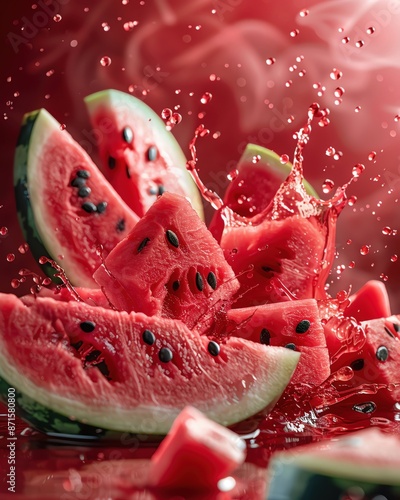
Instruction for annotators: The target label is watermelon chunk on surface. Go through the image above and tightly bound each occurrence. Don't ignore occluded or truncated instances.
[94,192,240,331]
[85,89,203,219]
[0,293,299,435]
[227,299,330,387]
[14,109,139,287]
[345,280,392,322]
[150,406,246,491]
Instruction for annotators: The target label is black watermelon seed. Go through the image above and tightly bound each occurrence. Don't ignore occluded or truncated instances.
[195,272,204,291]
[125,165,131,179]
[86,349,102,363]
[108,156,116,169]
[295,320,311,334]
[159,347,173,363]
[142,329,155,346]
[285,343,296,350]
[393,323,400,333]
[96,360,110,378]
[82,202,97,213]
[260,328,271,345]
[71,177,86,188]
[207,271,217,290]
[71,340,83,350]
[146,145,158,162]
[172,280,180,291]
[166,230,179,248]
[116,218,126,232]
[352,402,376,414]
[261,266,274,273]
[350,358,364,371]
[77,170,90,179]
[384,326,395,339]
[80,321,96,333]
[96,201,108,214]
[158,185,165,195]
[137,237,150,253]
[78,186,91,198]
[376,345,389,362]
[208,341,220,356]
[122,126,133,144]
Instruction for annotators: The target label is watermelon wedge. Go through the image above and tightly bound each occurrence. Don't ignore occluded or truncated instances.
[345,280,392,322]
[14,109,139,287]
[0,293,299,436]
[94,192,240,331]
[227,299,330,387]
[267,428,400,499]
[150,406,246,491]
[85,89,203,219]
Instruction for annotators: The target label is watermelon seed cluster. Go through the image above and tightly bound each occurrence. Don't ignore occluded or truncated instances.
[141,328,173,363]
[70,169,108,215]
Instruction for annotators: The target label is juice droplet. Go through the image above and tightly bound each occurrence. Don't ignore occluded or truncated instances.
[348,260,355,268]
[100,56,112,67]
[252,155,261,164]
[352,163,365,178]
[330,68,343,80]
[285,80,293,87]
[391,254,398,262]
[227,169,238,181]
[290,29,299,37]
[341,36,350,44]
[266,57,276,65]
[366,26,375,35]
[334,87,345,98]
[11,279,20,289]
[123,21,138,31]
[355,106,361,112]
[299,9,309,17]
[347,195,357,206]
[53,14,62,22]
[336,290,348,302]
[171,112,182,125]
[380,273,389,282]
[360,245,370,255]
[326,146,335,157]
[161,108,172,120]
[60,124,66,131]
[368,151,376,161]
[322,179,334,194]
[280,154,289,164]
[6,254,15,262]
[101,22,110,31]
[0,226,8,236]
[355,40,364,48]
[382,226,393,235]
[200,92,212,104]
[394,114,400,122]
[287,115,295,124]
[18,243,29,254]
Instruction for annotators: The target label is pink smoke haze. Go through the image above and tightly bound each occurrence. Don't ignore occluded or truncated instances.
[0,0,399,309]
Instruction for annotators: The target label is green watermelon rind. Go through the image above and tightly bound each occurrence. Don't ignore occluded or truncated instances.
[84,89,204,220]
[14,111,62,284]
[237,144,319,198]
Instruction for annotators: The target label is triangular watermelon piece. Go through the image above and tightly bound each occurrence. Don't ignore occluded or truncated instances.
[94,193,240,331]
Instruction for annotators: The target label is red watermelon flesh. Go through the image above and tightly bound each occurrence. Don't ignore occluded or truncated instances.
[345,280,392,322]
[150,406,246,491]
[38,285,110,308]
[321,314,400,412]
[217,165,344,308]
[0,293,300,434]
[227,299,330,387]
[93,192,240,331]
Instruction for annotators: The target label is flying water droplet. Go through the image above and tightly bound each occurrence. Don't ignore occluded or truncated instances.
[227,169,238,181]
[290,29,299,37]
[352,163,365,178]
[330,68,343,80]
[368,151,376,161]
[101,22,110,31]
[252,155,261,164]
[161,108,172,120]
[355,40,364,48]
[53,14,62,22]
[382,226,393,235]
[366,26,375,35]
[322,179,334,194]
[100,56,112,67]
[200,92,212,104]
[360,245,370,255]
[0,226,9,236]
[341,36,350,44]
[266,57,276,65]
[391,254,398,262]
[299,9,309,17]
[280,154,289,164]
[334,87,345,97]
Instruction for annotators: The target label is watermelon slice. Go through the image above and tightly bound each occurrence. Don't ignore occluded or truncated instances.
[94,192,240,331]
[210,144,317,231]
[14,109,139,287]
[85,89,203,219]
[267,428,400,499]
[0,293,299,436]
[345,280,392,322]
[150,406,246,491]
[227,299,330,387]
